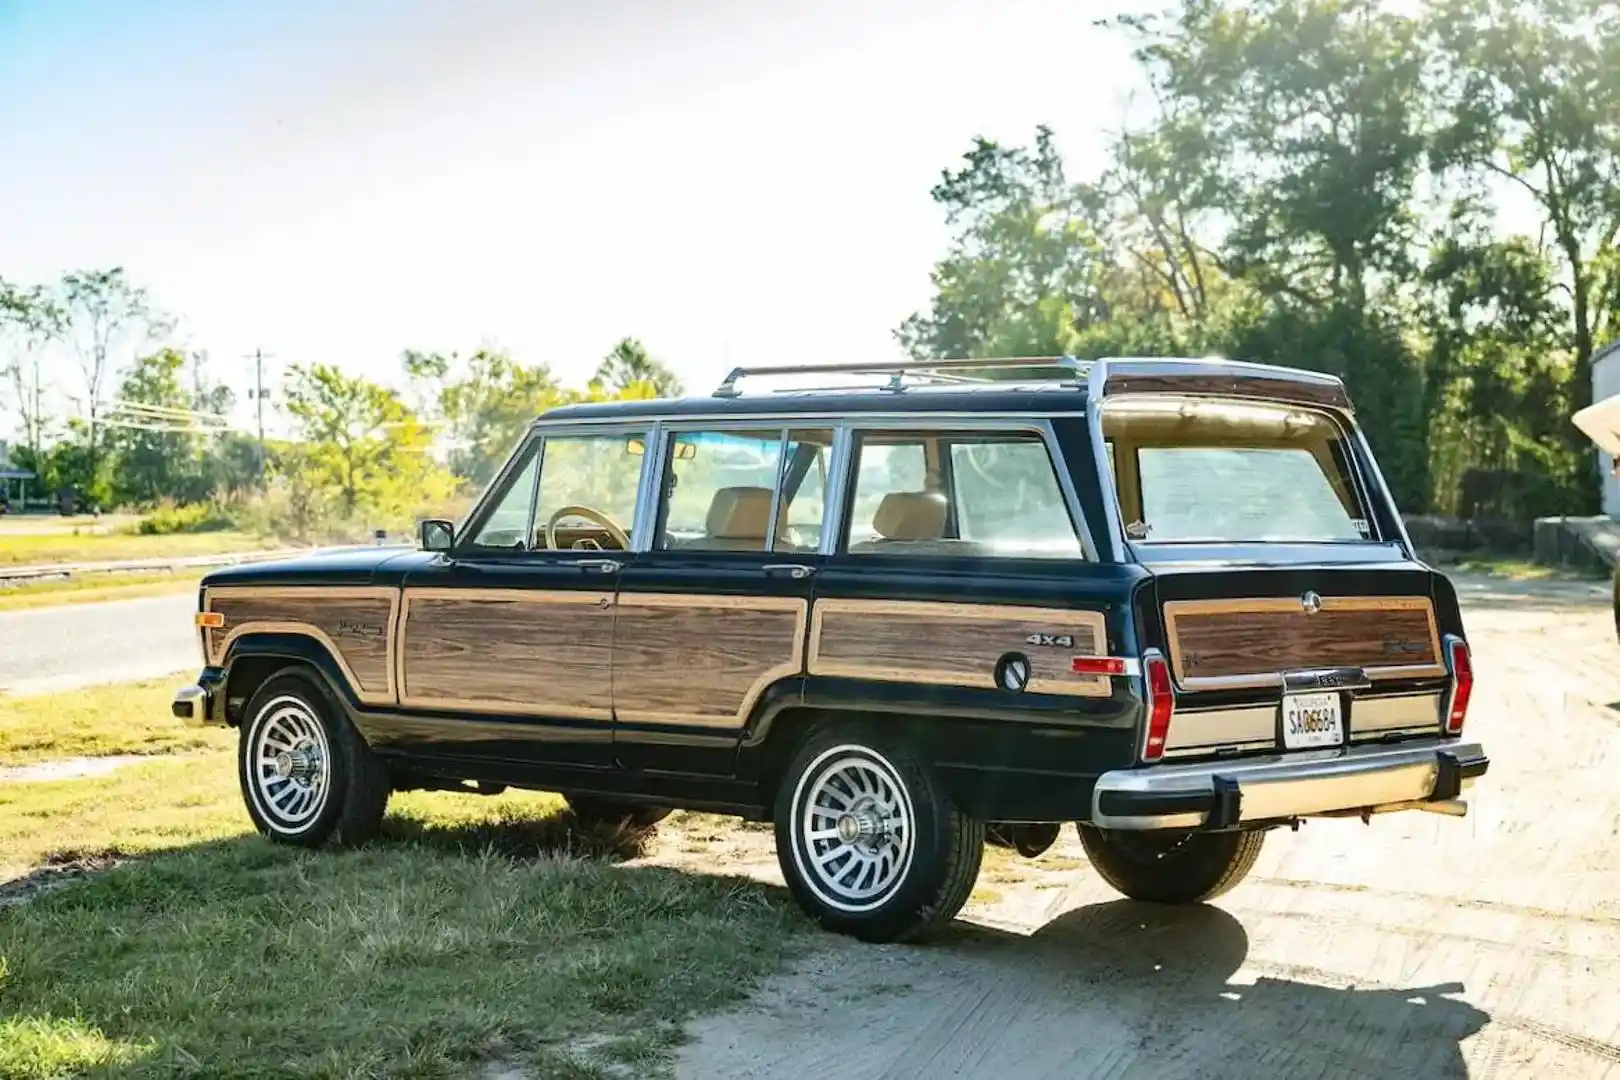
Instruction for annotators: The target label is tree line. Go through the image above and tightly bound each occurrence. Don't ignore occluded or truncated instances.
[5,0,1617,529]
[0,267,681,537]
[899,0,1620,519]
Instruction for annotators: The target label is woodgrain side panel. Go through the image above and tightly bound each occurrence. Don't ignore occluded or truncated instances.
[1104,372,1352,410]
[204,586,399,705]
[809,599,1110,697]
[399,588,614,719]
[1164,596,1444,690]
[611,595,808,728]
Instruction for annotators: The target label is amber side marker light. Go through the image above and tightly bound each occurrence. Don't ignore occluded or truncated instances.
[1444,637,1472,735]
[1141,653,1174,762]
[195,612,224,629]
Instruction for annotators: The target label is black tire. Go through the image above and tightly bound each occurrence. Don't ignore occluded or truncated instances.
[562,794,672,829]
[774,726,983,943]
[1076,823,1265,904]
[237,669,390,848]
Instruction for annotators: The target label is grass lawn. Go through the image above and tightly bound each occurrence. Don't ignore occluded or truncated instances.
[0,571,203,613]
[0,674,228,765]
[0,530,277,567]
[0,680,809,1079]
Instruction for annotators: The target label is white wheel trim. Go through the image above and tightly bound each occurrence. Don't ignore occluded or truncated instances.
[789,744,917,914]
[244,694,333,836]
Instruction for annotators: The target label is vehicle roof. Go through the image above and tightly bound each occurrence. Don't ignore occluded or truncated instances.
[533,356,1349,427]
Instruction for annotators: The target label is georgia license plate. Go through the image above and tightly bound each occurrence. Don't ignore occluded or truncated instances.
[1281,691,1344,750]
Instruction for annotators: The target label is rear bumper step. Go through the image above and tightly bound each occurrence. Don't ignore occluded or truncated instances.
[1091,738,1488,830]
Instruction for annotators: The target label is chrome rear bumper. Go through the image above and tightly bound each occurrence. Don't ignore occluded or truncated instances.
[1091,738,1488,830]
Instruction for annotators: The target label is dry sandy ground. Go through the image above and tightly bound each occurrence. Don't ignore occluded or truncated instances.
[647,574,1620,1080]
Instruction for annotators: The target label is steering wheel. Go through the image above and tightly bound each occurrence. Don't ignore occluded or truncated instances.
[545,505,630,551]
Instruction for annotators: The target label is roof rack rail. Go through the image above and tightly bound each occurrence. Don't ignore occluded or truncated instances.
[711,356,1088,398]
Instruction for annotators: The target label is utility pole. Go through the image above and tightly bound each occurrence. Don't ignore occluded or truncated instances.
[245,349,275,488]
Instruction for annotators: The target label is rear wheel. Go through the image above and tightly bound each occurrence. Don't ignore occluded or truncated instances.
[774,726,983,943]
[562,794,672,830]
[1076,823,1264,904]
[238,669,390,848]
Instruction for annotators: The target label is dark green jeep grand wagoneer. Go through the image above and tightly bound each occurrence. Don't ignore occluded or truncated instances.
[173,356,1488,943]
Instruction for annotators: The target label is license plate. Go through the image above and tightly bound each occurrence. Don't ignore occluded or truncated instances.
[1281,691,1344,750]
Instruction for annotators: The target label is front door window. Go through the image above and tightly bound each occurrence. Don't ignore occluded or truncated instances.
[533,432,648,551]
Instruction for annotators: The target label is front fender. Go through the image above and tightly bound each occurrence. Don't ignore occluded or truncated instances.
[222,632,372,719]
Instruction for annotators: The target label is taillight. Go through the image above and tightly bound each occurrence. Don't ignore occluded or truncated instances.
[1142,652,1174,762]
[1445,636,1472,735]
[1072,656,1127,676]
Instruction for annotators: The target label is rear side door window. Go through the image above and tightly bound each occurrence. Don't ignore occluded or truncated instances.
[842,430,1083,559]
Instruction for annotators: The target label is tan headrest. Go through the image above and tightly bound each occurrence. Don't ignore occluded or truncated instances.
[872,491,947,540]
[705,487,774,539]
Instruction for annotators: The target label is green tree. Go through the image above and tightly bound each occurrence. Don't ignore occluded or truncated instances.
[898,127,1117,359]
[406,348,571,486]
[594,338,684,398]
[58,268,166,498]
[105,348,194,505]
[282,362,452,517]
[1428,0,1620,418]
[0,278,64,463]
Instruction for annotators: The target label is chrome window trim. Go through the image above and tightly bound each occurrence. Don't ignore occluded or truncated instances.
[1086,360,1125,562]
[827,418,1096,562]
[818,426,855,558]
[1353,423,1415,558]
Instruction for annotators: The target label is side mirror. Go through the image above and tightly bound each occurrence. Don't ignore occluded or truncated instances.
[419,518,455,553]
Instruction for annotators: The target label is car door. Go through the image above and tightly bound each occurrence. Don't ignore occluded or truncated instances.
[394,424,653,769]
[610,424,832,775]
[802,422,1120,789]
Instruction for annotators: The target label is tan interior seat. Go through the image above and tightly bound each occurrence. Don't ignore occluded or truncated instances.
[685,486,773,551]
[849,491,949,552]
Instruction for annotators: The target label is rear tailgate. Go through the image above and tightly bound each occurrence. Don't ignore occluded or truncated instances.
[1136,564,1460,759]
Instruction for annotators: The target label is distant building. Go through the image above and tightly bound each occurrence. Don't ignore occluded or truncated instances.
[1595,340,1620,517]
[0,439,36,508]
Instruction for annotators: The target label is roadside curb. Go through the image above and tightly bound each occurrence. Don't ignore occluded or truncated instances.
[0,545,359,585]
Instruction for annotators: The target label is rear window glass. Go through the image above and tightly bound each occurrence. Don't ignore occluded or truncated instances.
[1104,400,1373,544]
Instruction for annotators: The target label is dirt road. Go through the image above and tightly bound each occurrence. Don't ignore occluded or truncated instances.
[662,574,1620,1079]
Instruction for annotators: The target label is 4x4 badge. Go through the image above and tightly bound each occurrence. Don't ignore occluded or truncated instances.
[1301,591,1323,615]
[1025,633,1074,648]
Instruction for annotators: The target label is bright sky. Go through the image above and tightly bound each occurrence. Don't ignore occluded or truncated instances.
[0,0,1150,433]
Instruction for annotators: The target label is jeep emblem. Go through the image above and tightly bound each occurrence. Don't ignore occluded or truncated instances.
[1301,591,1323,615]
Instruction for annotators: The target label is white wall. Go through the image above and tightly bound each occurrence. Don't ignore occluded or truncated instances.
[1595,345,1620,517]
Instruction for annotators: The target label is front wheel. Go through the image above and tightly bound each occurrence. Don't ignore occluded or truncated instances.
[238,669,390,848]
[1076,823,1264,904]
[774,727,983,943]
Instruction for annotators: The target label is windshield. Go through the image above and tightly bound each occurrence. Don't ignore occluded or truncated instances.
[1102,398,1375,545]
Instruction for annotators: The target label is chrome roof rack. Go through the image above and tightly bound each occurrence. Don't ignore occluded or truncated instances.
[711,355,1089,398]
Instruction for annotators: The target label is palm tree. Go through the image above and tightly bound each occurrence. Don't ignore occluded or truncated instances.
[594,337,684,397]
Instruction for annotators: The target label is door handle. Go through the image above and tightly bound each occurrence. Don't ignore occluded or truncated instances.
[763,563,816,580]
[576,558,622,574]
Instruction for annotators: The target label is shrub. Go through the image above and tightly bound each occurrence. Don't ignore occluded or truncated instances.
[128,501,235,536]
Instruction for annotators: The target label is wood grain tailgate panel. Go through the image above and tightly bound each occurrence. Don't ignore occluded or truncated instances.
[810,599,1111,697]
[1164,596,1444,689]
